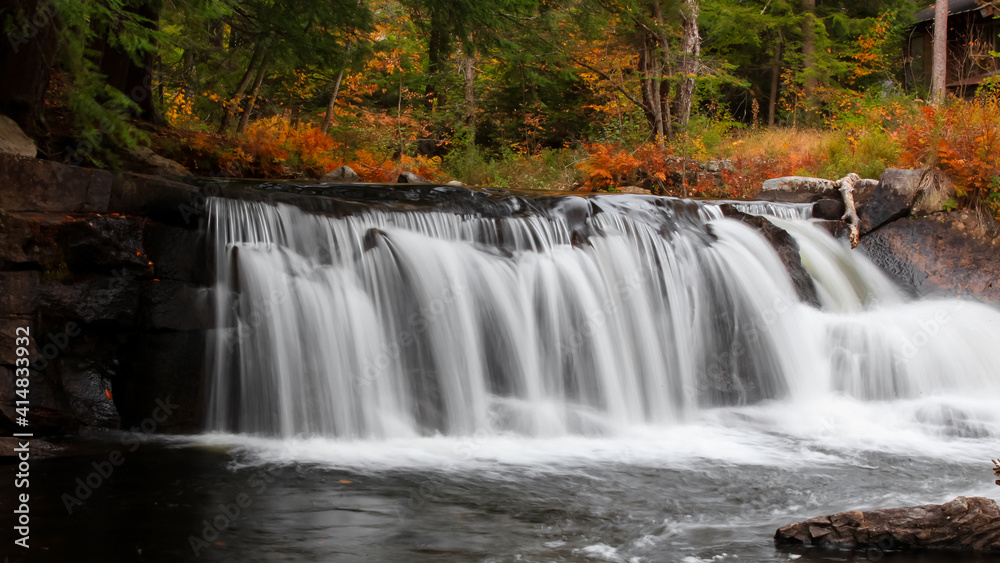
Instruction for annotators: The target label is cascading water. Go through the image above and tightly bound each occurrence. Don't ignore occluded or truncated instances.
[205,188,1000,445]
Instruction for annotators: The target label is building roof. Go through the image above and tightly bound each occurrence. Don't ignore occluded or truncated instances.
[915,0,993,23]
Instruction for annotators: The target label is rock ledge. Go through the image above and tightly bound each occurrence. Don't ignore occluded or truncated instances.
[775,496,1000,552]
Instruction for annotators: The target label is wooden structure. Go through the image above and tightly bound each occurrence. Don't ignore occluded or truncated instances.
[906,0,1000,97]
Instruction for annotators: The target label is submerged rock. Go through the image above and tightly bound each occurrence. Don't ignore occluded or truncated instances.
[719,204,820,307]
[775,496,1000,552]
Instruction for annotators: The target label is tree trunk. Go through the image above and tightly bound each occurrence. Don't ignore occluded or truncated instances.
[218,44,264,134]
[96,1,166,125]
[651,1,669,144]
[768,44,781,126]
[236,54,269,134]
[320,67,345,134]
[676,0,700,130]
[0,0,60,139]
[461,53,476,144]
[800,0,816,98]
[931,0,948,105]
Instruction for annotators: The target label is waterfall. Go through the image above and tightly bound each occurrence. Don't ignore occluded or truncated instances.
[205,191,1000,440]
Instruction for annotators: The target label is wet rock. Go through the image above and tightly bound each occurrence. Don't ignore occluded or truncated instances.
[397,171,430,184]
[719,204,820,306]
[117,331,205,433]
[37,275,141,323]
[126,146,193,177]
[0,114,36,157]
[812,198,845,220]
[775,496,1000,552]
[58,359,121,428]
[139,280,212,330]
[0,437,61,459]
[859,210,1000,305]
[0,271,38,315]
[320,165,361,182]
[56,215,149,275]
[142,222,208,284]
[755,176,840,203]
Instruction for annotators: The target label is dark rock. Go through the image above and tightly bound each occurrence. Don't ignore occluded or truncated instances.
[37,275,141,323]
[0,114,36,157]
[397,171,430,184]
[755,176,840,203]
[857,168,957,234]
[126,146,193,177]
[0,154,112,212]
[719,204,820,306]
[859,210,1000,305]
[58,359,121,428]
[139,280,213,330]
[107,172,203,225]
[319,165,361,182]
[142,222,209,284]
[0,437,61,459]
[117,331,205,433]
[775,496,1000,552]
[0,271,38,315]
[812,219,850,241]
[812,198,845,220]
[56,215,149,275]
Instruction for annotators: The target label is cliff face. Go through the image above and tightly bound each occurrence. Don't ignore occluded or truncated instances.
[0,154,209,436]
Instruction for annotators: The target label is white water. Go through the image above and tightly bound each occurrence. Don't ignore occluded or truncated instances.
[205,193,1000,464]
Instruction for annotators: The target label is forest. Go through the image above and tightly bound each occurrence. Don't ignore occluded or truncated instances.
[2,0,999,209]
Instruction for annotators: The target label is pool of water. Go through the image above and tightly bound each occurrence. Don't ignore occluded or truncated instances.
[5,398,999,562]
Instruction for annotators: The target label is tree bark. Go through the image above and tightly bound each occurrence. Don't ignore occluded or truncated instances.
[676,0,700,130]
[0,0,60,138]
[931,0,948,105]
[320,67,345,134]
[236,53,269,134]
[460,53,476,144]
[218,43,264,134]
[800,0,816,98]
[96,1,166,125]
[768,44,781,126]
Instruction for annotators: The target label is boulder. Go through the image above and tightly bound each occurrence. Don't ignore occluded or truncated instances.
[127,146,193,177]
[812,198,845,220]
[397,171,430,184]
[320,165,361,182]
[857,168,957,234]
[0,114,37,157]
[755,176,840,203]
[859,209,1000,305]
[619,185,653,195]
[775,496,1000,552]
[446,180,466,187]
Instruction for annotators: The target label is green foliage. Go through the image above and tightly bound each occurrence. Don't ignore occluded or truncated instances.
[53,0,161,165]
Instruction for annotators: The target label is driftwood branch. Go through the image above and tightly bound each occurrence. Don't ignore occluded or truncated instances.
[837,173,861,248]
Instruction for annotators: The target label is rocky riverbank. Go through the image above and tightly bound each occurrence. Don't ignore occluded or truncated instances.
[775,496,1000,553]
